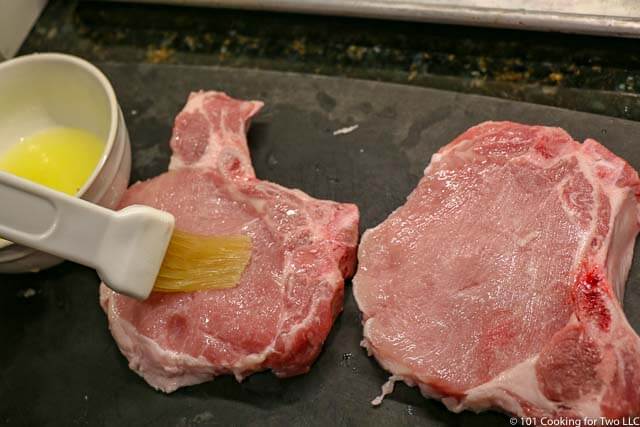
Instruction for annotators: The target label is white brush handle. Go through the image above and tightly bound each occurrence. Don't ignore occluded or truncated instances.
[0,171,175,299]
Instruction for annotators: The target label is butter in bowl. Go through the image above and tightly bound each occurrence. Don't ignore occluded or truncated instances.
[0,53,132,273]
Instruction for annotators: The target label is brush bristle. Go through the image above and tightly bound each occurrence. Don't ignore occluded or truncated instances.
[153,230,252,293]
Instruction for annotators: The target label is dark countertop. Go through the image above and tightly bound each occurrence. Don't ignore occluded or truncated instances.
[22,0,640,121]
[7,3,640,426]
[5,61,640,427]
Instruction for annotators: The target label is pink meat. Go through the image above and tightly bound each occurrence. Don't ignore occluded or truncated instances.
[353,121,640,418]
[100,91,359,392]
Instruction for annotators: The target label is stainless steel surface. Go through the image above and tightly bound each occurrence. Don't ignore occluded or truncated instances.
[106,0,640,38]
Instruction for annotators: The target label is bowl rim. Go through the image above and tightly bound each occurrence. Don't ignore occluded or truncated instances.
[0,52,119,251]
[0,52,119,195]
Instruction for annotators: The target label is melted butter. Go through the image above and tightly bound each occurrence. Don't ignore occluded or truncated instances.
[153,231,252,293]
[0,126,105,195]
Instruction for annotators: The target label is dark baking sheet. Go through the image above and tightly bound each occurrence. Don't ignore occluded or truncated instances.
[1,63,639,427]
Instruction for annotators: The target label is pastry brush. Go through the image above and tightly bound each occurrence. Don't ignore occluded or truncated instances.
[0,171,251,299]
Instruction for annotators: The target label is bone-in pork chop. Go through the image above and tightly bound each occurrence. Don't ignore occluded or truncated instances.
[353,121,640,418]
[100,91,359,392]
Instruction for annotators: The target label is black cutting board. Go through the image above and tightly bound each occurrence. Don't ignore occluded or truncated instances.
[1,63,639,427]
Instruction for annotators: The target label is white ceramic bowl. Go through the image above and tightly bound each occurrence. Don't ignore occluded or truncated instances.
[0,53,131,273]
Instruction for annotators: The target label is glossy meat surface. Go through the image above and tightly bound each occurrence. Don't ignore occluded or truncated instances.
[101,91,359,392]
[354,121,640,418]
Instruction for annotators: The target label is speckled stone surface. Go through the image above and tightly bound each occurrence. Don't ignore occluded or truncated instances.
[20,0,640,121]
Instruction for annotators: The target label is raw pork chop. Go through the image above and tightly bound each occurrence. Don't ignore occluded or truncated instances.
[100,91,359,392]
[353,121,640,418]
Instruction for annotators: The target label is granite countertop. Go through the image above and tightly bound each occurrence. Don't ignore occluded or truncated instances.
[22,0,640,121]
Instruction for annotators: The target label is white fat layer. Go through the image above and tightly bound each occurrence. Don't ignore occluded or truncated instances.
[103,286,283,390]
[452,357,546,415]
[605,193,639,302]
[372,375,401,406]
[576,143,640,302]
[365,337,606,418]
[103,289,216,393]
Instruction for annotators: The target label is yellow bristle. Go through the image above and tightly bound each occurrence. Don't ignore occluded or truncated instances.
[152,230,252,293]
